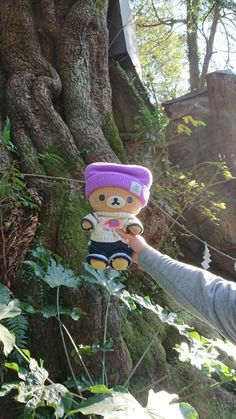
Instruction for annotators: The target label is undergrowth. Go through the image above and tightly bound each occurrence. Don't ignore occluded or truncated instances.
[0,247,235,418]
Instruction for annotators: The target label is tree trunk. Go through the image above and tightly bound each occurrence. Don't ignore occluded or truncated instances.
[1,3,236,417]
[0,0,130,384]
[186,0,200,91]
[198,3,220,89]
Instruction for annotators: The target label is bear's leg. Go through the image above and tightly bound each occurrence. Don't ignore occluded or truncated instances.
[109,242,132,270]
[87,241,109,269]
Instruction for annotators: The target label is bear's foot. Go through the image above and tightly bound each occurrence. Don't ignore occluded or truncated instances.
[90,259,107,270]
[110,257,129,270]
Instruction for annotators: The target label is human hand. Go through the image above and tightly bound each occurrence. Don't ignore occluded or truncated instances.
[117,229,147,263]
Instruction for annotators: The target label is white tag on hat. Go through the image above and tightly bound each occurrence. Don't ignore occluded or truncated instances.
[130,181,142,196]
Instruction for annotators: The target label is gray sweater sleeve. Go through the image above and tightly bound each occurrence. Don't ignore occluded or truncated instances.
[138,246,236,344]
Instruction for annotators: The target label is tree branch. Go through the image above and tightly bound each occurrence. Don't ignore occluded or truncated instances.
[199,3,221,89]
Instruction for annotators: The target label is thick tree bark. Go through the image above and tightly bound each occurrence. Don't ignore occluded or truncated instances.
[1,3,236,416]
[0,0,129,384]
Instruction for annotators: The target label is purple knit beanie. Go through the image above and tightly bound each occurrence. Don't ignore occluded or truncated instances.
[84,162,153,208]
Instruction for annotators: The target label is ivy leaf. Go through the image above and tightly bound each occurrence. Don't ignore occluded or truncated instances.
[43,260,81,288]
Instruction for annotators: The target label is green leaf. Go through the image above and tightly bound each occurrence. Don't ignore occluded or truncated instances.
[89,384,112,395]
[77,344,100,356]
[38,152,64,167]
[66,388,199,418]
[101,338,113,353]
[66,394,110,417]
[2,118,17,153]
[4,362,20,373]
[223,169,234,180]
[129,295,193,338]
[31,245,53,265]
[22,349,31,359]
[2,117,11,142]
[83,263,125,296]
[0,324,15,355]
[25,305,37,314]
[0,300,21,320]
[188,331,201,341]
[0,284,11,304]
[180,403,199,418]
[14,358,72,418]
[41,305,64,318]
[112,385,128,393]
[70,307,82,321]
[23,260,45,279]
[188,180,198,187]
[0,180,11,199]
[146,389,199,418]
[0,383,18,397]
[43,260,81,288]
[41,305,81,320]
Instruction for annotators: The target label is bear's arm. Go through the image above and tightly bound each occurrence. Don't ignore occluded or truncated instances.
[81,213,99,231]
[125,217,144,235]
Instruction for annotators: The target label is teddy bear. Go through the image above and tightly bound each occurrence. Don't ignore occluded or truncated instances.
[81,162,152,270]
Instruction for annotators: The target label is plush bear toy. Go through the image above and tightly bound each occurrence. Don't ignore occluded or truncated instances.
[81,162,153,270]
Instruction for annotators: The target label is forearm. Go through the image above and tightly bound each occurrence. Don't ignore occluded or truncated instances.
[138,246,236,344]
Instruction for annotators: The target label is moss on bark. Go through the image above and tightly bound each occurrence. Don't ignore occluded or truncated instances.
[121,309,169,404]
[102,112,128,163]
[121,302,236,416]
[96,0,107,10]
[57,192,91,270]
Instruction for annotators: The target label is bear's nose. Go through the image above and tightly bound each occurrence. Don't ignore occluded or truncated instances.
[107,196,125,208]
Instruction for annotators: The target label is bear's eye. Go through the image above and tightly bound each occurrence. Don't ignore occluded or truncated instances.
[127,196,133,203]
[99,194,105,201]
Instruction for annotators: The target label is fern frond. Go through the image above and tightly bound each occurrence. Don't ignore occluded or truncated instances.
[4,314,28,348]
